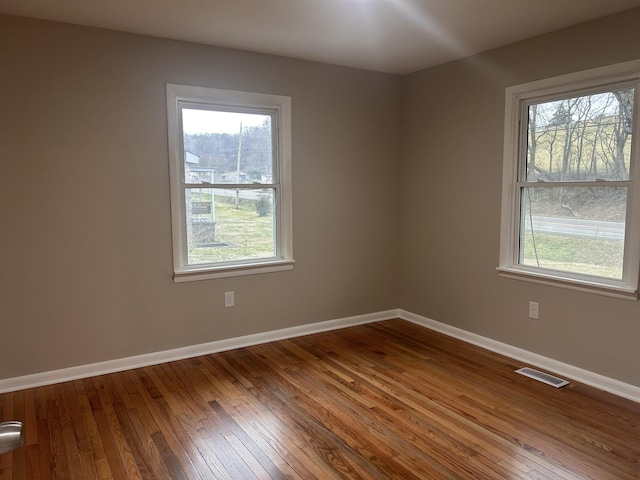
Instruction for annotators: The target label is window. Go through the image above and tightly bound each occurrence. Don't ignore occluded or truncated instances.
[166,84,293,282]
[498,61,640,299]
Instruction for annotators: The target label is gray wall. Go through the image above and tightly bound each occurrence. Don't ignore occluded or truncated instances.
[399,8,640,387]
[0,15,401,379]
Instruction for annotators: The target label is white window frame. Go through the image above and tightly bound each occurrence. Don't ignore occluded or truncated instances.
[498,60,640,300]
[166,84,293,282]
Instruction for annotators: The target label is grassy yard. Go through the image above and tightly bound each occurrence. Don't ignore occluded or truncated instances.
[188,195,274,265]
[521,233,623,278]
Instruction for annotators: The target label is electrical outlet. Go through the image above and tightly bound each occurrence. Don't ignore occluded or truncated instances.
[224,291,235,308]
[528,301,539,319]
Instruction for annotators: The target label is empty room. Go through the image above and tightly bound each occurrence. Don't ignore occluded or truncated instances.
[1,0,640,478]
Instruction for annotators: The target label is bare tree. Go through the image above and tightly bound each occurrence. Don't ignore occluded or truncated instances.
[611,90,633,180]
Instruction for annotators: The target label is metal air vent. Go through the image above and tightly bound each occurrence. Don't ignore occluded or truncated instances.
[515,367,569,388]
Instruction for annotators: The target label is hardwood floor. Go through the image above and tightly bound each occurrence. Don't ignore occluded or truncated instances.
[0,319,638,479]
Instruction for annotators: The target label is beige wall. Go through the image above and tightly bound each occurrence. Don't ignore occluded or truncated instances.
[399,8,640,387]
[0,15,401,379]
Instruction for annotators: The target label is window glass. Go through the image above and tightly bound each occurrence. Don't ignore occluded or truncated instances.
[182,109,274,184]
[184,188,275,265]
[525,88,634,182]
[518,87,633,281]
[519,186,626,279]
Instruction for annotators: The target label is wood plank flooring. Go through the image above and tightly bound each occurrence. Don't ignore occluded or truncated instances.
[0,319,638,479]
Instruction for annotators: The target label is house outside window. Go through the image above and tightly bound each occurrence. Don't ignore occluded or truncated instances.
[498,60,640,299]
[166,84,293,282]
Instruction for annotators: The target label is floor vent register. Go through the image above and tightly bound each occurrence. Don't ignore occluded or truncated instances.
[515,367,569,388]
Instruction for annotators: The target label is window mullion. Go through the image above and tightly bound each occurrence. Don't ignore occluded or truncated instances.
[183,183,277,189]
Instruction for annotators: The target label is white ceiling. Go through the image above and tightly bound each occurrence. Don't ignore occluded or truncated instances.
[2,0,640,74]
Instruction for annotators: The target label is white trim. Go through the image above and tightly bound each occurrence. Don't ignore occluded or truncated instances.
[507,59,640,99]
[1,309,638,405]
[174,260,295,282]
[397,309,640,404]
[0,310,398,394]
[496,267,638,300]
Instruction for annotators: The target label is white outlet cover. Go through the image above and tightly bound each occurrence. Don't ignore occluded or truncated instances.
[224,291,235,307]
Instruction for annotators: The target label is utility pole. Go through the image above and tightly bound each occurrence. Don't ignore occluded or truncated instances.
[236,122,243,209]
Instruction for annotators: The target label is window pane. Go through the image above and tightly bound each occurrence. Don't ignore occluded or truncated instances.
[526,88,634,182]
[185,188,276,266]
[182,109,273,184]
[519,187,626,279]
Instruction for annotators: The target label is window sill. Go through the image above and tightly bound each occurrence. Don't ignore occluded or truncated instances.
[174,259,294,283]
[496,267,638,301]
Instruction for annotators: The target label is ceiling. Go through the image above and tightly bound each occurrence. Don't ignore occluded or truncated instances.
[2,0,640,74]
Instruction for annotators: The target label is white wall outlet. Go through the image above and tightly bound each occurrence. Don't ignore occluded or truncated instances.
[528,301,539,319]
[224,291,235,308]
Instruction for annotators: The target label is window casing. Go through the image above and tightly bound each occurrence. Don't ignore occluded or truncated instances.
[498,61,640,299]
[166,84,293,282]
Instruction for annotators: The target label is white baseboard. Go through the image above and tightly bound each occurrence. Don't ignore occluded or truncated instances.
[1,308,639,404]
[397,309,640,404]
[0,310,398,394]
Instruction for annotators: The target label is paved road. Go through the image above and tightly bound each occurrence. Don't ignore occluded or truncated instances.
[525,216,625,240]
[215,188,264,200]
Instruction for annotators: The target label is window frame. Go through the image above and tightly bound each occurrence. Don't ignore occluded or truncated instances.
[166,84,293,282]
[498,60,640,299]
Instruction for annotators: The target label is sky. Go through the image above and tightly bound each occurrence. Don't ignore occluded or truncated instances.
[182,108,270,135]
